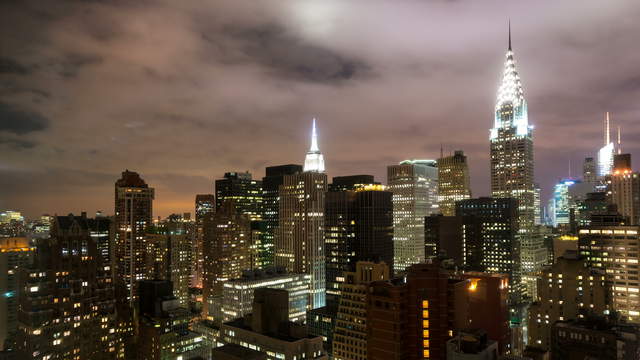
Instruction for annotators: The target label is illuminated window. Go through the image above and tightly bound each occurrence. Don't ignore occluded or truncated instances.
[422,310,429,318]
[423,349,430,358]
[423,320,429,328]
[423,330,429,337]
[422,300,429,308]
[423,339,430,347]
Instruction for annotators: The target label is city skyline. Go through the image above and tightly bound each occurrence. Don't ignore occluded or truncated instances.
[2,1,640,219]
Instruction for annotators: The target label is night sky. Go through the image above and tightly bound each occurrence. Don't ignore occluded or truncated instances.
[1,1,639,219]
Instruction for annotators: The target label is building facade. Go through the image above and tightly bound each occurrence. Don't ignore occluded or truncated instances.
[16,215,120,360]
[437,150,471,217]
[606,153,639,225]
[114,170,154,303]
[194,194,216,288]
[388,159,438,274]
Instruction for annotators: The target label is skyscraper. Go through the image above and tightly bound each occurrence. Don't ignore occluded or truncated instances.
[388,159,438,274]
[583,157,597,183]
[275,120,327,309]
[324,176,393,303]
[437,150,471,216]
[215,172,263,221]
[17,215,119,360]
[194,194,215,288]
[598,112,616,177]
[114,170,155,303]
[262,164,303,268]
[606,153,639,225]
[202,200,252,319]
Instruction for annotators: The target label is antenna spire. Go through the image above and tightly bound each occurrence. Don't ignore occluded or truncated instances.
[617,125,622,154]
[605,112,611,145]
[310,118,319,152]
[508,20,512,51]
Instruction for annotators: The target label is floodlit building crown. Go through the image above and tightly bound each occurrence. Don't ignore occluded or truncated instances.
[303,118,325,173]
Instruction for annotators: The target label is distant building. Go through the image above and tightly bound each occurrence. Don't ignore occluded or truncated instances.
[303,119,325,173]
[325,176,393,303]
[583,157,597,183]
[215,172,263,221]
[262,164,303,268]
[597,112,616,177]
[194,194,216,288]
[388,159,438,273]
[307,304,338,359]
[0,237,34,351]
[16,214,119,360]
[138,280,207,360]
[114,170,154,303]
[221,288,327,360]
[146,231,192,307]
[437,150,471,217]
[332,262,389,360]
[527,251,609,351]
[576,192,609,227]
[550,315,640,360]
[606,153,639,225]
[579,211,640,322]
[221,268,311,323]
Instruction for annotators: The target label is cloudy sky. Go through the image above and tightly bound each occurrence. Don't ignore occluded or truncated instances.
[1,0,639,219]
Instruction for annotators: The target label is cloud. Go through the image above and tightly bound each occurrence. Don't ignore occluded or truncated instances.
[0,102,49,134]
[0,136,37,149]
[0,57,29,75]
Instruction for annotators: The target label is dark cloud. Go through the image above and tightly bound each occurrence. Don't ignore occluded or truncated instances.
[56,53,103,78]
[0,102,49,134]
[216,23,371,83]
[0,57,29,75]
[0,136,37,149]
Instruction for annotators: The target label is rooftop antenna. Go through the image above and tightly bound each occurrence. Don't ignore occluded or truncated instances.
[508,19,512,51]
[440,143,444,158]
[605,112,611,145]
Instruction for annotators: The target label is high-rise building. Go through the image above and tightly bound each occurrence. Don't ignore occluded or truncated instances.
[456,198,522,301]
[138,280,207,360]
[276,170,328,309]
[527,251,609,351]
[388,159,438,273]
[550,315,640,360]
[437,150,471,217]
[583,157,597,183]
[16,214,119,360]
[606,153,639,225]
[578,211,640,322]
[202,201,252,319]
[215,172,263,221]
[534,184,542,225]
[145,231,192,307]
[262,165,303,268]
[424,214,464,263]
[114,170,154,303]
[332,261,389,360]
[489,28,545,293]
[576,192,609,227]
[276,121,327,309]
[325,176,393,303]
[221,288,328,360]
[86,215,112,267]
[0,237,34,352]
[194,194,215,289]
[221,268,311,323]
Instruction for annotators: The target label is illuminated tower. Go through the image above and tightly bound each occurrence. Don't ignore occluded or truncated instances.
[276,120,328,309]
[303,118,325,173]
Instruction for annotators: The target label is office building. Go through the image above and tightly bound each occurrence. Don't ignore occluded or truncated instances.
[332,262,389,360]
[114,170,155,303]
[86,215,112,267]
[583,157,597,184]
[425,215,464,263]
[0,237,34,352]
[456,198,522,301]
[194,194,216,288]
[437,150,471,217]
[527,251,609,351]
[16,214,119,360]
[275,127,327,309]
[215,172,263,221]
[598,112,616,177]
[576,192,609,227]
[202,201,252,319]
[221,288,327,360]
[550,315,640,360]
[606,153,639,225]
[325,176,393,302]
[578,211,640,322]
[221,268,311,323]
[307,304,338,358]
[534,184,542,225]
[446,329,499,360]
[138,280,207,360]
[262,164,303,268]
[388,159,438,273]
[145,231,192,307]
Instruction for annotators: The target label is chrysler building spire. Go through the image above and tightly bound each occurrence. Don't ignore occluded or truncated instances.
[304,118,325,173]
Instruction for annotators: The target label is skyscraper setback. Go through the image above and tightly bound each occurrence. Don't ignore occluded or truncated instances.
[114,170,154,303]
